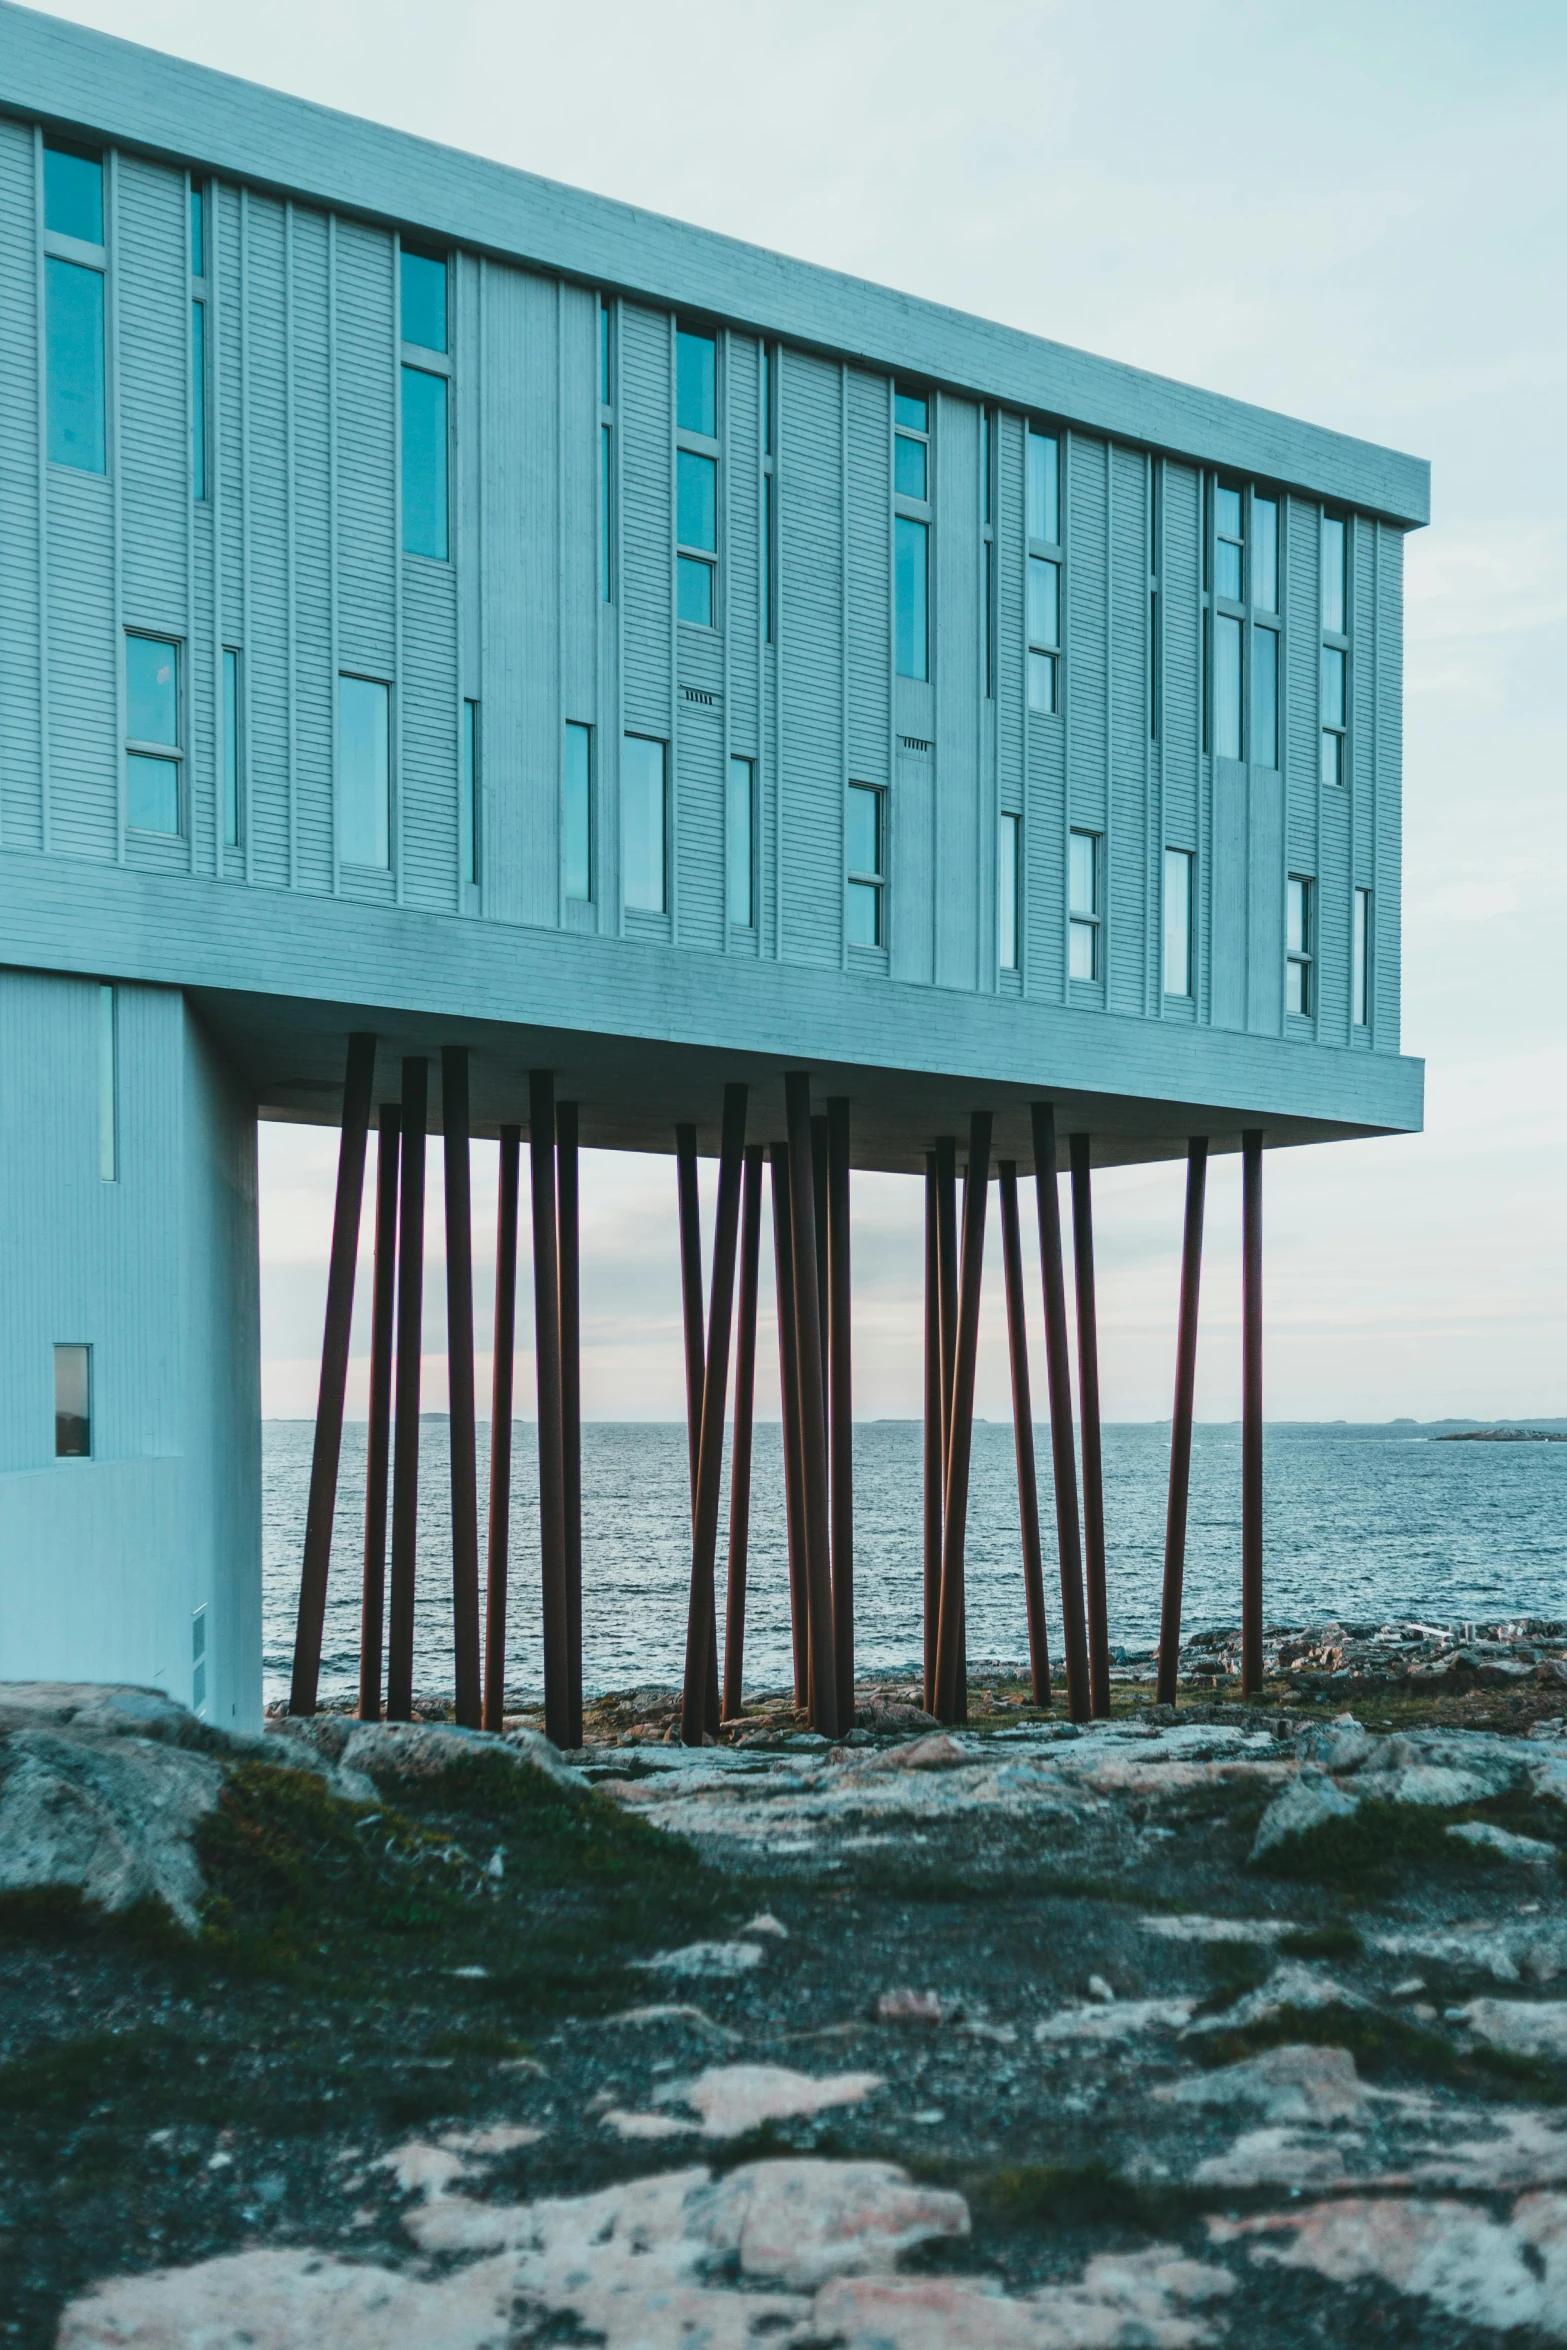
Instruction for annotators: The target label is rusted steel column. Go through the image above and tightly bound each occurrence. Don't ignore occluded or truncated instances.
[441,1047,482,1731]
[723,1143,765,1721]
[676,1123,705,1516]
[387,1055,429,1723]
[935,1135,958,1454]
[771,1142,810,1711]
[921,1154,944,1715]
[359,1102,400,1721]
[1242,1129,1264,1697]
[933,1112,991,1725]
[290,1031,376,1715]
[811,1112,830,1391]
[1029,1101,1090,1725]
[483,1124,520,1732]
[784,1073,839,1740]
[1157,1137,1210,1707]
[530,1069,570,1747]
[681,1085,748,1744]
[826,1098,855,1729]
[557,1101,583,1749]
[1069,1132,1110,1719]
[999,1161,1051,1707]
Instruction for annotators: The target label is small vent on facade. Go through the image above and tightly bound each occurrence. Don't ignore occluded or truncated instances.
[191,1605,208,1716]
[681,686,719,708]
[900,734,932,755]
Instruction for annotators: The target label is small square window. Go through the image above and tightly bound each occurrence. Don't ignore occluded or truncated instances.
[44,141,103,244]
[894,388,927,434]
[400,250,448,354]
[676,329,717,436]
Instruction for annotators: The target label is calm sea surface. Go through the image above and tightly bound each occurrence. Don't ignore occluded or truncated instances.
[262,1420,1567,1708]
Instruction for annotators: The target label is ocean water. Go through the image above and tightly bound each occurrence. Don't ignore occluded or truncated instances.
[262,1419,1567,1708]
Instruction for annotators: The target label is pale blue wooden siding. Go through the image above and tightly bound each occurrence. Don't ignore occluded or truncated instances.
[0,119,41,853]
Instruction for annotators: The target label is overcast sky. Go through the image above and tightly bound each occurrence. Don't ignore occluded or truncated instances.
[54,0,1567,1422]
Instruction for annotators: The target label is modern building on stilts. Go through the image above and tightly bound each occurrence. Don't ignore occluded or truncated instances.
[0,7,1427,1742]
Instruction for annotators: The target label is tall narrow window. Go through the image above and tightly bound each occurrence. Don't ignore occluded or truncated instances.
[1027,428,1062,715]
[1214,614,1242,759]
[54,1344,91,1459]
[339,675,390,870]
[1148,462,1161,741]
[999,810,1020,972]
[190,183,208,501]
[98,983,117,1182]
[1353,886,1371,1028]
[1321,513,1348,787]
[222,648,242,849]
[1286,876,1313,1016]
[675,326,719,627]
[1253,624,1278,768]
[599,302,614,602]
[979,407,995,699]
[1253,496,1279,613]
[43,141,106,474]
[400,249,449,560]
[894,388,931,681]
[463,699,480,887]
[1068,828,1100,981]
[623,734,666,913]
[761,344,776,645]
[1027,428,1059,545]
[846,782,885,947]
[126,635,181,835]
[728,755,754,928]
[565,721,592,902]
[1163,848,1193,999]
[895,517,929,681]
[191,1606,207,1715]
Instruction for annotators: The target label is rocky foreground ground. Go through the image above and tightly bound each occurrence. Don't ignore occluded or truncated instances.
[8,1635,1567,2344]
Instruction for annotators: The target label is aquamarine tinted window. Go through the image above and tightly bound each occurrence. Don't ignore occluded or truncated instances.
[1069,829,1097,918]
[127,637,178,745]
[565,722,591,901]
[463,701,479,886]
[54,1343,91,1458]
[601,425,613,600]
[222,649,240,848]
[191,300,207,499]
[1322,515,1346,633]
[847,783,880,879]
[762,473,775,643]
[999,811,1019,971]
[728,756,753,927]
[894,433,926,500]
[190,185,205,276]
[401,366,448,558]
[1216,483,1243,541]
[1353,889,1370,1026]
[339,676,390,869]
[982,409,992,525]
[1028,556,1059,647]
[1321,644,1346,730]
[1027,430,1059,543]
[894,389,927,433]
[46,258,105,472]
[676,330,716,436]
[599,306,610,403]
[677,556,713,626]
[1254,627,1278,767]
[400,250,447,354]
[895,516,928,681]
[1254,497,1278,612]
[846,880,880,947]
[1028,651,1056,715]
[1164,848,1193,997]
[762,346,774,455]
[128,753,179,833]
[1214,614,1242,759]
[677,449,717,551]
[622,735,666,912]
[44,142,102,243]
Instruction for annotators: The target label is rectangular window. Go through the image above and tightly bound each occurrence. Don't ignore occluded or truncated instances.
[623,734,667,913]
[1215,482,1244,600]
[98,983,117,1182]
[1254,495,1279,614]
[1321,645,1346,786]
[1027,428,1059,545]
[126,635,181,835]
[761,346,776,644]
[1148,463,1161,743]
[601,423,613,601]
[1214,612,1242,759]
[1163,848,1193,999]
[1321,514,1346,635]
[1068,828,1100,982]
[676,446,717,626]
[46,257,105,473]
[45,139,103,243]
[1253,626,1278,768]
[222,647,242,849]
[401,366,448,559]
[400,249,447,354]
[463,699,480,887]
[676,328,716,436]
[1286,875,1313,1016]
[189,184,205,280]
[565,720,592,902]
[338,675,390,870]
[1028,553,1061,714]
[54,1343,91,1459]
[1353,887,1371,1028]
[190,297,207,501]
[999,810,1020,972]
[728,755,754,928]
[895,515,929,681]
[846,782,885,947]
[600,304,611,405]
[894,427,927,500]
[1321,512,1349,787]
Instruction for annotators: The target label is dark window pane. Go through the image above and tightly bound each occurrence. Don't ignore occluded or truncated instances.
[127,637,178,745]
[191,300,207,499]
[894,516,928,680]
[677,554,713,626]
[677,448,717,551]
[46,257,105,472]
[127,754,180,834]
[401,366,448,558]
[190,185,205,277]
[1027,431,1059,543]
[54,1343,91,1457]
[846,879,880,947]
[339,676,390,868]
[1321,729,1343,789]
[894,432,927,500]
[728,756,753,927]
[599,305,610,404]
[676,329,716,436]
[1215,614,1242,758]
[763,473,774,643]
[1027,555,1058,647]
[847,783,880,877]
[400,250,447,353]
[565,722,592,902]
[1254,627,1278,767]
[623,735,666,912]
[1254,497,1278,612]
[463,700,479,887]
[894,387,927,433]
[1353,889,1370,1026]
[44,142,102,243]
[222,648,241,849]
[601,424,613,600]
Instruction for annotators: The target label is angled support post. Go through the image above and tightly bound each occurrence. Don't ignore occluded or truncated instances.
[1157,1136,1210,1706]
[359,1100,400,1721]
[530,1070,570,1747]
[483,1124,521,1731]
[442,1047,482,1730]
[999,1160,1051,1707]
[811,1112,830,1391]
[921,1154,944,1715]
[387,1055,429,1723]
[675,1123,705,1515]
[722,1142,765,1721]
[933,1111,992,1725]
[557,1101,583,1749]
[291,1031,376,1715]
[771,1141,810,1712]
[826,1097,854,1730]
[1069,1132,1110,1718]
[1242,1128,1264,1696]
[681,1085,748,1744]
[935,1135,959,1456]
[784,1073,839,1739]
[1030,1101,1091,1724]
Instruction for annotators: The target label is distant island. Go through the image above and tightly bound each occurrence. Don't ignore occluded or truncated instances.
[1434,1428,1567,1443]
